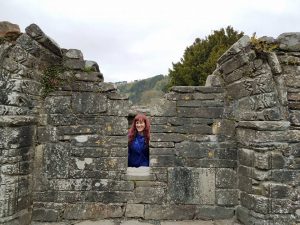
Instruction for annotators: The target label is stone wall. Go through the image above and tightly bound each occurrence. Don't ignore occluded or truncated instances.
[216,34,300,224]
[0,22,299,225]
[0,22,63,225]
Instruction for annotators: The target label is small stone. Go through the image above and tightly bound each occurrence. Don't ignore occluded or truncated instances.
[277,32,300,51]
[65,49,83,59]
[0,21,20,37]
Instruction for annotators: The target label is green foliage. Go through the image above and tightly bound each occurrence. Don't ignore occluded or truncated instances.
[41,65,65,98]
[118,75,168,105]
[168,26,244,87]
[250,33,278,53]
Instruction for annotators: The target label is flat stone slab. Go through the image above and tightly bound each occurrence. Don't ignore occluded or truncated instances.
[32,219,242,225]
[74,220,115,225]
[120,220,155,225]
[160,221,214,225]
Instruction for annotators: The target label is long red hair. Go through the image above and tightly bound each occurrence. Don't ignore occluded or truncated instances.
[128,114,150,145]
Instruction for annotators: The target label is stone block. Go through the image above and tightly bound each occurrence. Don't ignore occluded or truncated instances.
[177,107,223,118]
[241,192,270,214]
[0,125,34,149]
[63,203,124,220]
[271,152,285,169]
[47,113,78,126]
[195,206,234,220]
[130,187,166,204]
[254,152,271,170]
[218,35,251,64]
[216,168,237,188]
[277,32,300,51]
[238,174,252,193]
[216,189,239,206]
[125,204,144,218]
[44,96,71,114]
[0,21,20,37]
[25,23,62,56]
[64,49,83,59]
[271,170,298,185]
[150,142,174,148]
[144,204,196,220]
[69,157,127,171]
[63,58,85,70]
[44,142,70,178]
[216,148,237,160]
[238,149,254,167]
[149,98,177,117]
[151,133,185,142]
[71,92,107,114]
[37,126,57,143]
[177,99,223,107]
[32,208,59,222]
[219,50,252,75]
[262,183,292,199]
[16,33,60,65]
[107,99,129,116]
[150,155,179,167]
[238,121,290,131]
[175,141,215,158]
[168,167,215,204]
[271,199,293,214]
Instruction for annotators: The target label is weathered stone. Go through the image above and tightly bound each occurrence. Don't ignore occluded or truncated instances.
[125,204,144,218]
[205,74,221,87]
[267,52,282,74]
[218,35,251,65]
[195,206,234,220]
[238,121,290,131]
[216,189,239,206]
[216,168,237,189]
[84,60,100,72]
[177,99,223,107]
[25,23,62,57]
[177,107,223,118]
[71,92,107,114]
[16,33,62,65]
[63,203,124,220]
[107,99,129,116]
[0,21,20,37]
[168,168,215,204]
[277,32,300,51]
[68,71,103,82]
[32,208,59,222]
[44,143,70,178]
[63,58,85,70]
[262,182,292,199]
[144,204,196,220]
[64,49,83,59]
[130,186,166,204]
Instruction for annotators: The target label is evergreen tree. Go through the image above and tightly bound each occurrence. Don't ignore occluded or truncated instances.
[168,26,244,87]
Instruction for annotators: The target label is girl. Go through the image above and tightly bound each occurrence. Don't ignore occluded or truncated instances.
[128,114,150,167]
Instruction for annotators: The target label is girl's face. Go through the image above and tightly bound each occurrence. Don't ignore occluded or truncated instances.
[135,119,146,133]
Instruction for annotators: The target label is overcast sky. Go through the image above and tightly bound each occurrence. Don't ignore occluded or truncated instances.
[1,0,300,82]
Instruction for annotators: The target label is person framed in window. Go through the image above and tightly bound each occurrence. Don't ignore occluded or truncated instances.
[128,113,150,167]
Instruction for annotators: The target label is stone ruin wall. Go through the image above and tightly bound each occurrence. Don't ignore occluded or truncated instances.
[0,22,299,225]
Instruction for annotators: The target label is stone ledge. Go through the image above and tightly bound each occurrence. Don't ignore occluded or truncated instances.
[126,167,155,181]
[0,115,36,126]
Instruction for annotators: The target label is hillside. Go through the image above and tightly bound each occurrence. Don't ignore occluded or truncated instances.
[117,75,169,105]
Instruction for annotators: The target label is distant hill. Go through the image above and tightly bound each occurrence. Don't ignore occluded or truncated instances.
[117,75,169,105]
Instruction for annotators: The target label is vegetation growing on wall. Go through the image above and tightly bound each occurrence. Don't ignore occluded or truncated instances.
[167,26,244,87]
[250,33,278,54]
[41,65,65,98]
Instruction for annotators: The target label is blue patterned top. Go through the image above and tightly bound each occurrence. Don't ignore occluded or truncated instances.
[128,133,149,167]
